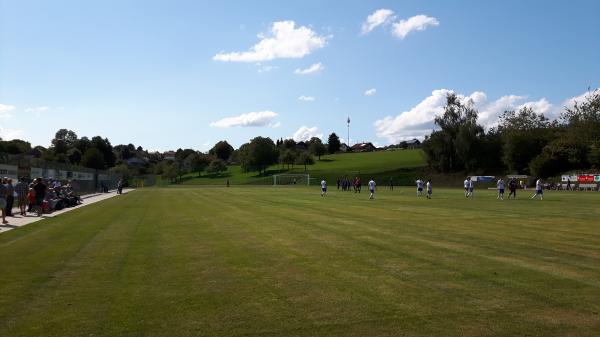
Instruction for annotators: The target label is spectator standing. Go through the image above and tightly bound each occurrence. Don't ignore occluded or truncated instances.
[15,178,28,216]
[0,179,7,224]
[71,179,80,196]
[5,178,15,216]
[33,178,47,217]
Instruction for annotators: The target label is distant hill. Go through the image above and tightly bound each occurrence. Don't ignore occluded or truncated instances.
[179,149,427,186]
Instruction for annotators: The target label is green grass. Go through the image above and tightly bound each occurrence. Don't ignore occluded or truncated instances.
[1,187,599,336]
[180,149,427,186]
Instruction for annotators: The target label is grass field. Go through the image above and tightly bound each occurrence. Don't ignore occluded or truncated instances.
[180,149,426,186]
[1,187,599,336]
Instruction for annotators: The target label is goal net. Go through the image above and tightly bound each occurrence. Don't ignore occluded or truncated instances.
[273,174,310,186]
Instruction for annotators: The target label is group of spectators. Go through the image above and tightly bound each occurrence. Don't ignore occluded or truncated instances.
[546,179,600,191]
[0,177,82,224]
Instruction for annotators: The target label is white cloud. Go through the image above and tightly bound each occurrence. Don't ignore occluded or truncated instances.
[517,98,555,117]
[362,9,396,34]
[392,15,439,39]
[374,89,563,144]
[298,95,315,102]
[0,127,24,140]
[210,110,278,128]
[561,91,590,111]
[294,62,324,75]
[256,64,278,73]
[374,89,450,143]
[364,88,377,96]
[0,104,16,119]
[24,106,49,113]
[292,126,322,142]
[213,21,328,62]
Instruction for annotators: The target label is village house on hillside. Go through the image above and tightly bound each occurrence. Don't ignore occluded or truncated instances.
[350,142,376,152]
[402,138,421,149]
[162,151,176,161]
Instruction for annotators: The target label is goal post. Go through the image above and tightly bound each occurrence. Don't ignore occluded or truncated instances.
[273,173,310,186]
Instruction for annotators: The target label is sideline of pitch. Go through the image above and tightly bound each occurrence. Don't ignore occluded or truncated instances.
[0,189,134,234]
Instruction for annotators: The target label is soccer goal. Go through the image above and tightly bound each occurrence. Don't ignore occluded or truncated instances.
[273,173,310,186]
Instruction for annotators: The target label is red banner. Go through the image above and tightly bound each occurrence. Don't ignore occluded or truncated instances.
[578,175,595,183]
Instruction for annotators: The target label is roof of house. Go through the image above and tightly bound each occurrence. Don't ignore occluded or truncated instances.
[350,142,376,150]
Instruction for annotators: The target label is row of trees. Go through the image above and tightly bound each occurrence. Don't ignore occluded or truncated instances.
[422,89,600,178]
[152,140,243,183]
[0,129,125,170]
[158,131,347,181]
[237,135,339,175]
[1,126,348,183]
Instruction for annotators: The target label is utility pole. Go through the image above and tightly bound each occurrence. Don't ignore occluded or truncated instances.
[347,116,351,147]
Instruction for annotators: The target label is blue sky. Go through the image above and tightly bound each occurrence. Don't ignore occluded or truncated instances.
[1,0,599,151]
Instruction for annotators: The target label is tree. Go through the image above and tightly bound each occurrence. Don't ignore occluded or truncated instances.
[175,148,196,163]
[280,149,296,170]
[91,136,116,168]
[432,93,480,172]
[206,159,228,175]
[308,137,326,160]
[51,129,78,155]
[588,142,600,168]
[561,88,600,143]
[81,147,105,169]
[239,137,278,175]
[295,151,315,170]
[110,163,132,183]
[67,148,82,164]
[209,141,234,161]
[498,107,553,174]
[74,137,91,155]
[162,162,178,183]
[454,121,484,173]
[31,145,46,158]
[53,129,78,146]
[529,142,571,178]
[189,152,211,177]
[282,139,297,150]
[0,139,32,155]
[327,133,341,154]
[422,131,454,172]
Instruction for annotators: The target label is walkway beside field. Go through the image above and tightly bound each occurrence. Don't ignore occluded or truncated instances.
[0,189,134,234]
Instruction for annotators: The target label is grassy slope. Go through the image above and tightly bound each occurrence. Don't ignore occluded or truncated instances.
[1,187,599,336]
[180,149,426,186]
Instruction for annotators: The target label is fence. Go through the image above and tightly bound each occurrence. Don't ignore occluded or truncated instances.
[0,155,125,195]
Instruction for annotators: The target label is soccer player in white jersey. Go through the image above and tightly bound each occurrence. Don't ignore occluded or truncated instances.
[426,180,432,199]
[464,178,470,197]
[368,178,376,200]
[416,179,423,197]
[320,179,327,197]
[531,178,543,200]
[497,178,505,200]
